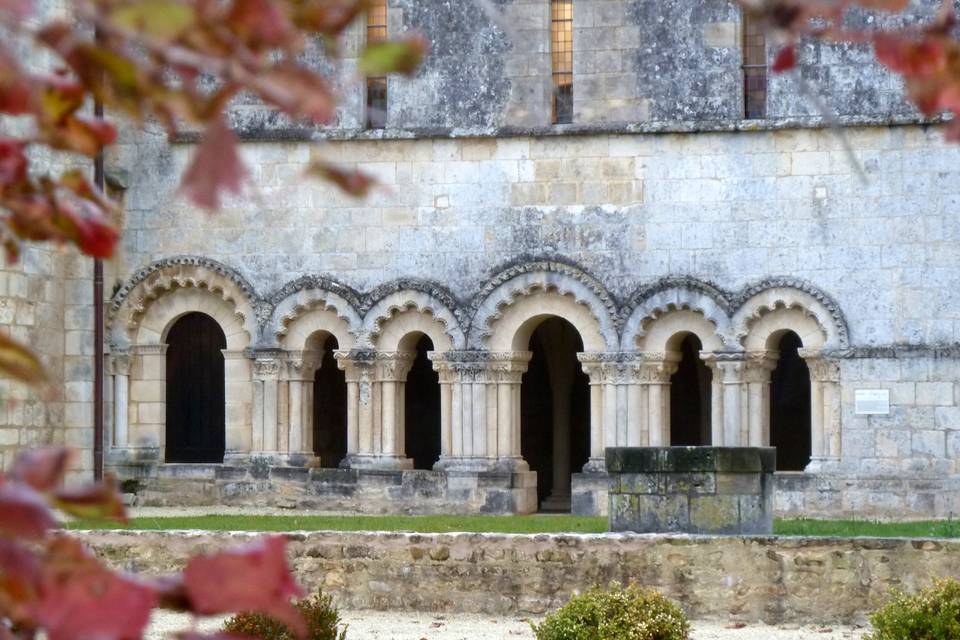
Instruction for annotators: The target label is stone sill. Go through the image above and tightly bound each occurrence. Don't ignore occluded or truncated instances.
[172,113,950,144]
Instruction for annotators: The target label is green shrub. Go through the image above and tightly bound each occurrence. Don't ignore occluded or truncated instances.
[223,590,347,640]
[532,583,690,640]
[867,578,960,640]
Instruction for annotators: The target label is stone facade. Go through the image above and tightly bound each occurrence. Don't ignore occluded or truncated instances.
[5,1,960,517]
[82,529,960,624]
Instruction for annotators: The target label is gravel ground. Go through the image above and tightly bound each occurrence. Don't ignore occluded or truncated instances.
[147,611,870,640]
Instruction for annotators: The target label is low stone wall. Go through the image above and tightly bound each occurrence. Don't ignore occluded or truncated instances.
[773,472,960,520]
[114,463,536,514]
[80,530,960,624]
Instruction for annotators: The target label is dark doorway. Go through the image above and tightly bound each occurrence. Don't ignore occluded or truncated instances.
[313,334,348,468]
[770,331,812,471]
[165,312,226,463]
[520,317,590,510]
[670,334,712,446]
[404,335,441,470]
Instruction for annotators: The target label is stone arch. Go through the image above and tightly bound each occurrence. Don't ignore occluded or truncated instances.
[266,275,364,348]
[109,256,257,349]
[470,263,618,351]
[733,281,848,350]
[272,292,361,352]
[620,279,733,351]
[487,288,607,352]
[364,289,464,351]
[636,309,726,354]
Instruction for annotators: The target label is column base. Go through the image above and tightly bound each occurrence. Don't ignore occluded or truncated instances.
[540,491,571,513]
[340,454,414,471]
[106,446,160,465]
[804,457,842,473]
[582,457,606,473]
[433,456,530,474]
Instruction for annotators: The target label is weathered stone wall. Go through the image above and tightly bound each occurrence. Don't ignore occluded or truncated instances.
[218,0,930,133]
[81,529,960,624]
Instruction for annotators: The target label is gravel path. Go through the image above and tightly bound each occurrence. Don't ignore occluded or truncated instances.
[147,611,869,640]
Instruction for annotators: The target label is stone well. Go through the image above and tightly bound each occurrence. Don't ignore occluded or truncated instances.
[606,446,776,534]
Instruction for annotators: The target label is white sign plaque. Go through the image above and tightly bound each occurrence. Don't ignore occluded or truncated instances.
[855,389,890,415]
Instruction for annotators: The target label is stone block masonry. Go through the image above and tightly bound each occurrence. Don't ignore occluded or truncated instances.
[81,529,960,625]
[607,447,775,534]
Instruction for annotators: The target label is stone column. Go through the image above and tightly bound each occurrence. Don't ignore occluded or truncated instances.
[702,353,747,447]
[128,344,167,459]
[109,352,131,449]
[252,351,283,460]
[335,349,376,467]
[284,350,323,466]
[221,349,251,461]
[800,349,842,471]
[373,351,416,468]
[430,351,530,471]
[744,351,778,447]
[634,352,680,447]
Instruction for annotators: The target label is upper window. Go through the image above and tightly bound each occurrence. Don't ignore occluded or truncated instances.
[366,0,388,129]
[551,0,573,124]
[742,11,767,119]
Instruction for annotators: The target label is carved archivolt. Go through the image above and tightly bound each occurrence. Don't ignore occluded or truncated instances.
[469,264,619,351]
[109,256,257,349]
[270,283,362,350]
[110,256,850,355]
[620,281,733,351]
[363,290,464,351]
[733,283,847,349]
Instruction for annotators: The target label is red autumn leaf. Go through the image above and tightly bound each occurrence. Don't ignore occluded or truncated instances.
[854,0,910,10]
[0,48,31,116]
[37,74,87,124]
[51,198,119,259]
[43,115,117,156]
[307,162,376,197]
[0,537,42,623]
[0,0,31,19]
[874,34,947,77]
[33,536,157,640]
[0,484,57,540]
[0,137,28,188]
[294,0,367,35]
[255,64,335,124]
[52,476,126,522]
[12,447,71,492]
[227,0,297,48]
[771,45,797,73]
[183,536,305,636]
[180,117,247,210]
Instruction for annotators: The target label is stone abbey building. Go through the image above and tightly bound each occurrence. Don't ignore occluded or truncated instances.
[6,0,960,518]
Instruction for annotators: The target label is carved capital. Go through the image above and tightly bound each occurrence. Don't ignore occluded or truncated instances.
[743,350,779,383]
[253,358,282,379]
[375,351,417,381]
[109,352,131,376]
[131,343,167,356]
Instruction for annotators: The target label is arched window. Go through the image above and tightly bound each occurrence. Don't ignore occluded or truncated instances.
[670,334,712,446]
[404,335,441,470]
[313,334,348,468]
[770,331,812,470]
[165,312,226,463]
[520,317,590,512]
[551,0,573,124]
[742,10,767,119]
[366,0,388,129]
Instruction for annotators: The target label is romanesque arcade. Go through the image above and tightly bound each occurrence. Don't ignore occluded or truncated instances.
[106,256,849,514]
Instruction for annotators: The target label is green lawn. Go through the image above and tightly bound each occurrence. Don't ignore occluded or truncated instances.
[65,514,960,538]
